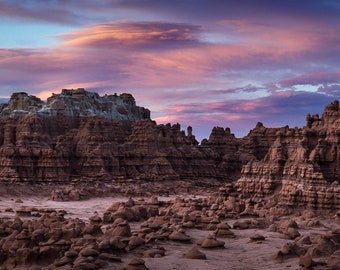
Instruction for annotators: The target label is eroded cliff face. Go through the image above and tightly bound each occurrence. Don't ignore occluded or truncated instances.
[0,89,249,182]
[0,89,148,181]
[0,89,339,209]
[0,89,150,121]
[236,100,340,209]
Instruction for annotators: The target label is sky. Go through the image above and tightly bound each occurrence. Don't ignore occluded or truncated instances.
[0,0,339,141]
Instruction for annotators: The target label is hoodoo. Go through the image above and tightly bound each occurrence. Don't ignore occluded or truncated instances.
[0,89,339,209]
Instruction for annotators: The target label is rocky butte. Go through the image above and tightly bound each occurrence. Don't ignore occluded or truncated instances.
[0,89,339,209]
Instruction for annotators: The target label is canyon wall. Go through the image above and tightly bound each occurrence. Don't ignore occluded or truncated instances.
[0,89,339,208]
[0,89,248,182]
[236,100,340,208]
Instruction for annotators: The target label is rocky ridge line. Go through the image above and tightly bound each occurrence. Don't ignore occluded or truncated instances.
[0,89,339,209]
[0,88,150,121]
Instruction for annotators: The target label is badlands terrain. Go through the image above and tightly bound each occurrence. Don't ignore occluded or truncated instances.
[0,89,339,269]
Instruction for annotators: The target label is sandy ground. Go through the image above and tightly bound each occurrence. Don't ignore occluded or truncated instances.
[0,195,314,270]
[0,196,124,221]
[142,228,301,270]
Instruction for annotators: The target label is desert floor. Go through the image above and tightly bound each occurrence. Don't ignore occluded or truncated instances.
[1,190,338,270]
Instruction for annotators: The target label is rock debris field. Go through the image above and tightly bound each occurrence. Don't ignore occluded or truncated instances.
[0,181,339,270]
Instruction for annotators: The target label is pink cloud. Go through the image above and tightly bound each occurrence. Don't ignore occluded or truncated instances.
[279,71,340,87]
[317,84,340,96]
[58,22,201,48]
[218,19,340,58]
[2,18,338,100]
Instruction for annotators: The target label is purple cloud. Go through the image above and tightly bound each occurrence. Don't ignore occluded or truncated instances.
[208,84,266,95]
[0,1,82,25]
[154,90,335,140]
[279,71,340,88]
[318,84,340,96]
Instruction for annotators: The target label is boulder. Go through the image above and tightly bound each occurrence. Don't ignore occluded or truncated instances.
[183,247,207,260]
[197,235,225,248]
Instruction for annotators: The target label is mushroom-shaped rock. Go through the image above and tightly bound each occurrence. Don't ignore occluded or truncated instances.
[83,224,103,237]
[125,258,149,270]
[80,248,100,257]
[105,220,131,237]
[147,196,159,205]
[89,215,102,225]
[183,246,207,260]
[98,239,111,251]
[295,235,312,246]
[283,227,300,240]
[197,235,225,248]
[110,236,128,250]
[65,250,78,258]
[168,230,191,242]
[232,219,262,230]
[143,247,165,258]
[249,234,265,242]
[112,206,138,221]
[214,222,235,238]
[275,242,305,260]
[298,252,313,268]
[144,232,166,244]
[128,236,145,249]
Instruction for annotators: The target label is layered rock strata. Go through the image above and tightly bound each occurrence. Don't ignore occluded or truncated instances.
[0,88,150,121]
[0,89,248,182]
[0,90,339,209]
[236,100,340,209]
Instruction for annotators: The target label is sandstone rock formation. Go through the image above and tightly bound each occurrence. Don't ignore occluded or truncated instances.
[0,89,247,183]
[0,89,149,182]
[236,100,340,209]
[0,89,339,209]
[0,88,150,121]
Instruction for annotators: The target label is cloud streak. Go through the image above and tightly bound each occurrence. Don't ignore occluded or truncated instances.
[58,22,201,49]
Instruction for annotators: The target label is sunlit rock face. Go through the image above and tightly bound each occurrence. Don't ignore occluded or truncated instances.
[0,89,240,182]
[0,88,150,121]
[0,89,252,183]
[0,89,339,209]
[0,89,149,182]
[236,100,340,209]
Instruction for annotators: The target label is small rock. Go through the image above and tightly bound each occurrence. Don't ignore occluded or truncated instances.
[126,258,149,270]
[183,247,207,260]
[197,235,225,248]
[299,252,313,268]
[168,230,191,242]
[284,227,300,240]
[249,234,265,242]
[80,248,99,257]
[128,236,145,249]
[143,248,165,258]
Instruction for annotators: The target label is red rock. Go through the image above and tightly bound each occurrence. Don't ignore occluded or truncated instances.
[0,90,339,211]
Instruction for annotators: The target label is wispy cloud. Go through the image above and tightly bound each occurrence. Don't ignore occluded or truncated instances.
[58,21,202,49]
[279,71,340,88]
[154,90,335,139]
